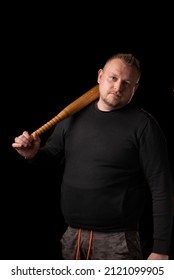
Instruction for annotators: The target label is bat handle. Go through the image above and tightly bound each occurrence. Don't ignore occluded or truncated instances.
[31,84,99,137]
[31,113,64,136]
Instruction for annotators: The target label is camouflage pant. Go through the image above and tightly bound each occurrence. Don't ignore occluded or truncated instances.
[60,226,143,260]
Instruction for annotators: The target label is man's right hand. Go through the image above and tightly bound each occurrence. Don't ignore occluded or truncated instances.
[12,131,41,160]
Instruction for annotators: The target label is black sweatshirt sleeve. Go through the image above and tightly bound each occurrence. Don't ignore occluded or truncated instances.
[139,117,173,254]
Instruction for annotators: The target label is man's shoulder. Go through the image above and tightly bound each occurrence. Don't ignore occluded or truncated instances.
[129,103,157,122]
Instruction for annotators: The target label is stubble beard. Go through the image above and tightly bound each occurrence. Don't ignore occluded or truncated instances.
[102,94,122,110]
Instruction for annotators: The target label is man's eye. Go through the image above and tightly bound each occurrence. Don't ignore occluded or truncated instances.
[111,76,117,81]
[124,81,131,86]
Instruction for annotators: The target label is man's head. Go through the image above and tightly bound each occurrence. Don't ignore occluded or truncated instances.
[97,53,141,111]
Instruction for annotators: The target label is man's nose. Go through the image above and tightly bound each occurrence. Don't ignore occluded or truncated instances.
[114,80,122,91]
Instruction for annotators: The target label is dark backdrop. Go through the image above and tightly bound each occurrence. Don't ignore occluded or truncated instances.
[1,4,174,259]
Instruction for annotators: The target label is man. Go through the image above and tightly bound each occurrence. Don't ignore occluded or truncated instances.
[12,53,174,259]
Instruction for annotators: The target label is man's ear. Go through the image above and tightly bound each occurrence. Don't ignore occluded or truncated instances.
[97,69,103,83]
[134,83,139,92]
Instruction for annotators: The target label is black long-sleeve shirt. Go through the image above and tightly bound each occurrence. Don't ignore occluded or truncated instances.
[31,101,174,254]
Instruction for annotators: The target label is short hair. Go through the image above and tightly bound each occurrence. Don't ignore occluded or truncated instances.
[104,53,141,81]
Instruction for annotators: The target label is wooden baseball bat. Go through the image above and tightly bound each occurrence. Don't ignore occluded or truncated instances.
[31,84,99,136]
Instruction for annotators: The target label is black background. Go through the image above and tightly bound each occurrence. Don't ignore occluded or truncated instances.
[1,4,174,259]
